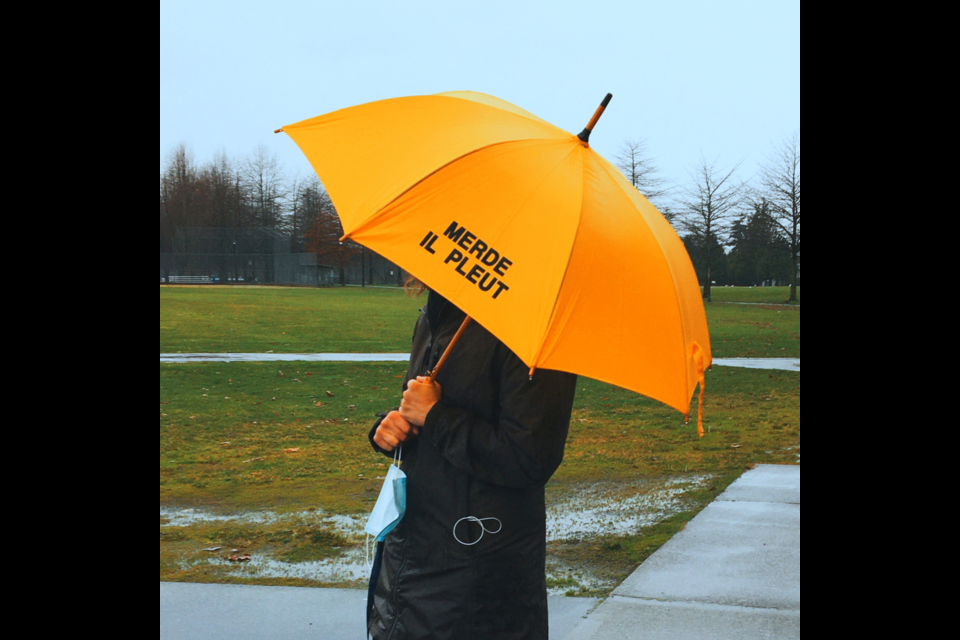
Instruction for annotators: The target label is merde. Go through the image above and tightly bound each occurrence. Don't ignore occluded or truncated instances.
[421,222,513,300]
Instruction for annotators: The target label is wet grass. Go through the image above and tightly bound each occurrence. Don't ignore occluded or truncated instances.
[160,361,799,591]
[160,364,799,511]
[159,520,354,588]
[556,368,801,483]
[706,304,801,358]
[160,285,801,592]
[159,362,408,513]
[160,286,801,358]
[160,286,421,354]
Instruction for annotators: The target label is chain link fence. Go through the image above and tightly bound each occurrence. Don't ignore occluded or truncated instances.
[160,253,328,285]
[161,228,410,288]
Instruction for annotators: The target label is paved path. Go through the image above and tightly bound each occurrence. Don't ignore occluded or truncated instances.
[160,354,800,372]
[159,583,597,640]
[160,353,412,364]
[712,358,800,372]
[715,302,800,307]
[567,465,801,640]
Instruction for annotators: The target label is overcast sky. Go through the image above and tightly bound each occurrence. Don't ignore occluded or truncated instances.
[160,0,800,190]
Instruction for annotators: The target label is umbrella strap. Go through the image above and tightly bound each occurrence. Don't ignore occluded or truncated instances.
[693,344,707,439]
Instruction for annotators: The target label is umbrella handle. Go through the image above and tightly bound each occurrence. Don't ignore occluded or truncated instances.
[578,94,613,144]
[428,316,473,384]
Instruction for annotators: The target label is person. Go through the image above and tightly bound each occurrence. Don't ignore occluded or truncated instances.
[367,288,578,640]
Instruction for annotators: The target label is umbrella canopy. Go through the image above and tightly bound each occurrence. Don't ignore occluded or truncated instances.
[278,92,711,433]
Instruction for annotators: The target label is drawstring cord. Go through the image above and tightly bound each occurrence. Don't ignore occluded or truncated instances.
[453,517,503,546]
[693,344,706,439]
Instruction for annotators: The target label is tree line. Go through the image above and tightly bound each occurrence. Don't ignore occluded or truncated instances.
[615,133,801,303]
[161,133,800,301]
[159,144,359,272]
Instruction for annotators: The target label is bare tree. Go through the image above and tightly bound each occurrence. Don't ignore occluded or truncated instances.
[679,157,746,302]
[304,183,360,285]
[203,151,242,228]
[242,145,288,230]
[760,133,801,302]
[615,139,673,218]
[289,174,305,251]
[160,144,198,244]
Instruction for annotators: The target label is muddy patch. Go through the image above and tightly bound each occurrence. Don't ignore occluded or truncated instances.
[161,474,712,595]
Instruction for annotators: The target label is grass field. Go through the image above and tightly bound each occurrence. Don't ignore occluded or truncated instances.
[160,286,801,358]
[708,286,801,304]
[159,286,801,593]
[160,363,799,512]
[160,287,422,354]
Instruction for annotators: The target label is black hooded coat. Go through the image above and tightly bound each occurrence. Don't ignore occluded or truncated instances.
[367,292,578,640]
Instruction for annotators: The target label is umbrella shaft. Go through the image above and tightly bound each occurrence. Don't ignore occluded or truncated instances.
[428,316,473,383]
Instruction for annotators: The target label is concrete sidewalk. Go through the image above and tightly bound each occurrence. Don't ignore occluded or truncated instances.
[159,353,800,372]
[567,465,801,640]
[159,583,597,640]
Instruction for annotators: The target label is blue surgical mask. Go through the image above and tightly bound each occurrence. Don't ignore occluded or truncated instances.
[365,448,407,542]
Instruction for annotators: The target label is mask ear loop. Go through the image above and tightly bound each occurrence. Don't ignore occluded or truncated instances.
[394,444,403,468]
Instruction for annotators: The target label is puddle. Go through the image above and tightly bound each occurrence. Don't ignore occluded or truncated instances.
[159,353,799,372]
[162,474,711,592]
[712,358,800,372]
[202,547,372,584]
[780,445,801,465]
[546,475,712,542]
[162,508,374,584]
[160,353,411,364]
[159,507,366,538]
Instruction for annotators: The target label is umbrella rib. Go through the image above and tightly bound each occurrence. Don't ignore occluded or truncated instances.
[593,156,697,403]
[529,146,588,372]
[342,139,551,241]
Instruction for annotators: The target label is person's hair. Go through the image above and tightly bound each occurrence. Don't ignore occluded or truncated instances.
[404,276,427,297]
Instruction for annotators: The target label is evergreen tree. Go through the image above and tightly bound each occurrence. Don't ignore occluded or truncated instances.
[727,200,794,286]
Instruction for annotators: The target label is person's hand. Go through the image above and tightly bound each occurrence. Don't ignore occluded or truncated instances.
[374,411,419,453]
[400,377,442,427]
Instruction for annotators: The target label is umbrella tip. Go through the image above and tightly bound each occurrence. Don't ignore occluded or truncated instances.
[578,93,613,144]
[274,128,284,135]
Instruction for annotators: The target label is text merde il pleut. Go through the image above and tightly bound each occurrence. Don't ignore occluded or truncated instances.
[420,222,513,300]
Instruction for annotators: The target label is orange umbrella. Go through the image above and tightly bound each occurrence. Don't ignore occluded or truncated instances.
[277,92,712,434]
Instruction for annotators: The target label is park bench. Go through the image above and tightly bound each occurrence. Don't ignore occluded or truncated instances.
[165,276,215,285]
